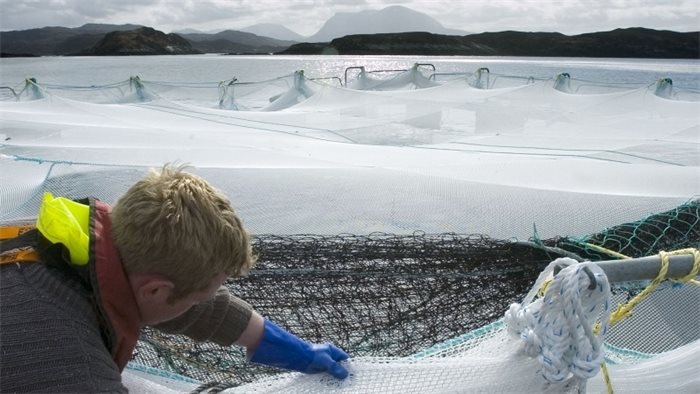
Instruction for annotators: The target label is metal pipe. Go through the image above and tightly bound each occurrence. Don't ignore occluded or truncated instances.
[414,63,436,72]
[595,254,696,283]
[344,66,365,86]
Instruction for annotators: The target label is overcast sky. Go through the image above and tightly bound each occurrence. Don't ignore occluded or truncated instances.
[1,0,698,35]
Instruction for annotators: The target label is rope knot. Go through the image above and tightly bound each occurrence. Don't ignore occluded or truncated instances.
[505,258,612,385]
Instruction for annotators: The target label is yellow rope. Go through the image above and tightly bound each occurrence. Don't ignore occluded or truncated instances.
[583,242,631,260]
[608,248,700,324]
[608,250,668,324]
[530,243,698,394]
[582,244,700,394]
[536,278,552,298]
[673,248,700,285]
[600,362,614,394]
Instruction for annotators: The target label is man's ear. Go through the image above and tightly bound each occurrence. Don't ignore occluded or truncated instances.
[130,273,175,305]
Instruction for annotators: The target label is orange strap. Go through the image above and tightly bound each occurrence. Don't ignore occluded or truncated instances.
[0,249,41,265]
[0,225,41,265]
[0,225,35,240]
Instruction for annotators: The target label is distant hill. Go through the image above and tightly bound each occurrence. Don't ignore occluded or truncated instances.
[74,23,144,34]
[306,5,466,42]
[0,24,142,56]
[280,28,700,58]
[0,24,296,56]
[240,23,304,42]
[173,28,209,35]
[180,30,295,54]
[2,17,696,59]
[82,27,200,55]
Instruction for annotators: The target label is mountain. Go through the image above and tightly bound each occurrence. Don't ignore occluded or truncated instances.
[279,28,699,59]
[173,28,208,35]
[240,23,304,42]
[180,30,295,54]
[0,24,293,56]
[1,27,80,56]
[306,5,465,42]
[0,24,143,56]
[180,30,295,47]
[74,23,143,34]
[82,27,200,55]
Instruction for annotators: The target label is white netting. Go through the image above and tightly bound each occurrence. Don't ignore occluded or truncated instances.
[121,261,700,393]
[346,64,440,91]
[2,68,698,236]
[215,337,700,393]
[2,65,699,393]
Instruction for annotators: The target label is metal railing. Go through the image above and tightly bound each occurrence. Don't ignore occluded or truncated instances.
[0,86,18,100]
[344,63,436,86]
[554,253,697,286]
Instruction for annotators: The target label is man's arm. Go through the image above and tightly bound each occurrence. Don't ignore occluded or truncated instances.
[155,286,349,379]
[236,309,265,350]
[153,286,252,346]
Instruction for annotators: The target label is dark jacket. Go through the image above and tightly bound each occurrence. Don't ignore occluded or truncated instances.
[0,197,253,392]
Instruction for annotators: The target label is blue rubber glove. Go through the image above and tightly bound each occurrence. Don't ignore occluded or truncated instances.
[249,320,349,379]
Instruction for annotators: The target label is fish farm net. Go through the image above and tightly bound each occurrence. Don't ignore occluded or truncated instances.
[2,65,699,392]
[129,200,700,392]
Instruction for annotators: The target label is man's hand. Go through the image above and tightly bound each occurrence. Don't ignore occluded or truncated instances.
[249,320,349,379]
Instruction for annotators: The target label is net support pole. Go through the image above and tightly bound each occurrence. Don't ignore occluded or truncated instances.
[595,254,696,283]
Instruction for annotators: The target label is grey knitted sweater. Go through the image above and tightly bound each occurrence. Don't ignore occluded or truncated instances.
[0,261,253,393]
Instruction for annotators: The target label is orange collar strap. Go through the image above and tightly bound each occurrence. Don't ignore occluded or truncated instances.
[0,225,41,265]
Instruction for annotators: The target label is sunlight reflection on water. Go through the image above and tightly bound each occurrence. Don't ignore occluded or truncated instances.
[1,55,698,90]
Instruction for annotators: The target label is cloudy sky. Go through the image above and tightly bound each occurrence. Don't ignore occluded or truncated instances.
[1,0,698,35]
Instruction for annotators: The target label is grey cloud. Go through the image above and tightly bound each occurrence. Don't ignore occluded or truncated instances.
[283,0,319,10]
[1,1,82,30]
[1,0,697,34]
[433,3,540,32]
[323,0,369,6]
[163,1,252,25]
[432,0,698,34]
[0,0,163,30]
[546,0,699,33]
[72,0,161,18]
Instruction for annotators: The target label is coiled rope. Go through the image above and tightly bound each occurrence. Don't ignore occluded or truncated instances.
[505,258,611,388]
[507,246,700,394]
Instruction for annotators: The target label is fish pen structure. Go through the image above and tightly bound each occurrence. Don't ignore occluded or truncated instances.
[129,201,699,392]
[1,65,699,392]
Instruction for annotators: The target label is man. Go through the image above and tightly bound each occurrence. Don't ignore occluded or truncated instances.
[0,164,348,392]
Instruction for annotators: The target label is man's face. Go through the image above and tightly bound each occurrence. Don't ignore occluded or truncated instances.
[137,272,229,325]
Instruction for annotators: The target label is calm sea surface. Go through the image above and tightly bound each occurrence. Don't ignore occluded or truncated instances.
[1,55,699,90]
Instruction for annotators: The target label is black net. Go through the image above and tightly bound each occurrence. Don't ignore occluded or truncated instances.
[131,199,700,389]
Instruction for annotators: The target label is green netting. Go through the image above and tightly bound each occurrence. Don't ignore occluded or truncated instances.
[130,199,700,390]
[549,199,700,260]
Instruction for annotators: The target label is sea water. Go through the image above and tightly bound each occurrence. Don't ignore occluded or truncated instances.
[1,55,699,90]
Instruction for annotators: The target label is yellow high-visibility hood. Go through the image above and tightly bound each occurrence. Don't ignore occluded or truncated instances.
[36,192,90,265]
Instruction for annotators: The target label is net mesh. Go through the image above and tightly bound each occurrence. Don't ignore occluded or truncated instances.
[128,200,700,391]
[550,199,700,260]
[2,65,699,392]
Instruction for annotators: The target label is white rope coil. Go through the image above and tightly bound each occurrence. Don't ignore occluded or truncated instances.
[504,258,612,384]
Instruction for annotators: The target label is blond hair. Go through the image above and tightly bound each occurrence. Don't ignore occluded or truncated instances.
[111,164,255,299]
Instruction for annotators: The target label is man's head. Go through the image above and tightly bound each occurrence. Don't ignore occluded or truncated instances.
[111,164,255,324]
